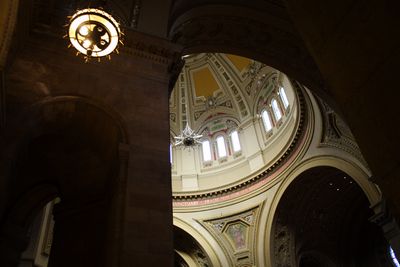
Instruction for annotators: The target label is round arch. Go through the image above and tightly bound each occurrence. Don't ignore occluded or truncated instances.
[0,184,58,266]
[173,217,226,267]
[264,157,383,266]
[0,96,129,267]
[168,1,333,105]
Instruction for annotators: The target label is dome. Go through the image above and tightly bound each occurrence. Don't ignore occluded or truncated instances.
[170,53,300,199]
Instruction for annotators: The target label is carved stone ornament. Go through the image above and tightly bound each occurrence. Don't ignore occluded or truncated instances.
[318,99,369,168]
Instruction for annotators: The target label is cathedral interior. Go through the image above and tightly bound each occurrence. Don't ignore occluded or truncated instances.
[0,0,399,267]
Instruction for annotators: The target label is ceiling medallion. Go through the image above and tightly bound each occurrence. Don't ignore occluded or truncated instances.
[174,123,203,149]
[205,96,218,110]
[66,8,123,62]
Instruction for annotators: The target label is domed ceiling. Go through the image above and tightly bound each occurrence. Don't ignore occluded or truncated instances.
[170,53,271,135]
[170,53,300,199]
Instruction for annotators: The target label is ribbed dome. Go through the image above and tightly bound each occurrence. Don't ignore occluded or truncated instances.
[170,53,299,196]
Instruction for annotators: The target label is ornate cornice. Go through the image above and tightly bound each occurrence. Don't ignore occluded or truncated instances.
[123,30,182,65]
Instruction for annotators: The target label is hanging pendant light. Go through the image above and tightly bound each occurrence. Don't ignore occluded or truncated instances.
[67,8,123,62]
[174,123,203,149]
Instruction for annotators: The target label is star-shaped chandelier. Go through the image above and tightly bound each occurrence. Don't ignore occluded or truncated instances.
[174,123,203,149]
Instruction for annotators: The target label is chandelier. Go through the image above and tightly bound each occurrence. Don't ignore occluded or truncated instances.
[67,8,123,62]
[174,123,203,149]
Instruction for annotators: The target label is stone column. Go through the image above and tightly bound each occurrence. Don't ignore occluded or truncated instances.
[370,200,400,255]
[117,42,175,267]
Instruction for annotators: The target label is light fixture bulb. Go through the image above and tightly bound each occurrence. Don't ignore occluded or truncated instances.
[79,26,89,36]
[82,39,92,48]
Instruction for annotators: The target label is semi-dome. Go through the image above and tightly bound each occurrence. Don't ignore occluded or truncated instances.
[170,53,300,199]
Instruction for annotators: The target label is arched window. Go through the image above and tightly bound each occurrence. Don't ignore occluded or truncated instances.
[169,144,173,164]
[271,98,282,121]
[261,110,272,132]
[230,130,241,152]
[202,140,212,161]
[216,136,227,158]
[279,87,289,109]
[390,246,400,267]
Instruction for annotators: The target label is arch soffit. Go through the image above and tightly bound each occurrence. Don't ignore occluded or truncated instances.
[0,96,129,219]
[30,96,128,143]
[2,96,129,158]
[168,3,325,93]
[195,108,240,130]
[0,0,19,69]
[173,217,224,267]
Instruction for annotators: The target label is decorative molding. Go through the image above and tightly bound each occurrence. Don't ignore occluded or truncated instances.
[123,31,183,65]
[243,62,270,97]
[129,0,141,28]
[192,248,211,267]
[317,98,369,168]
[208,54,250,119]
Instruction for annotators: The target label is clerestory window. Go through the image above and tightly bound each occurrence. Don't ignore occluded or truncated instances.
[230,130,241,152]
[279,87,289,109]
[202,140,212,161]
[216,136,227,158]
[261,110,272,132]
[169,144,173,164]
[271,98,282,121]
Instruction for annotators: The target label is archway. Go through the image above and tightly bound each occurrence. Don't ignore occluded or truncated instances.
[270,166,391,266]
[168,3,400,252]
[173,225,212,267]
[167,0,336,108]
[0,97,128,267]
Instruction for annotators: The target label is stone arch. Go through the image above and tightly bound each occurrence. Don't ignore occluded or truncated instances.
[0,96,129,267]
[173,217,225,267]
[0,184,58,266]
[268,165,386,266]
[168,0,328,100]
[173,225,212,267]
